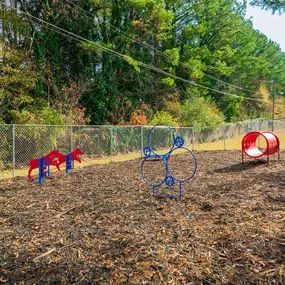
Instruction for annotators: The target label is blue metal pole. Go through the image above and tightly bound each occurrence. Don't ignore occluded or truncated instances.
[47,158,50,178]
[66,154,69,175]
[38,158,42,185]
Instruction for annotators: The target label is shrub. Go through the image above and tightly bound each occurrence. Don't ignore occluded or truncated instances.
[182,96,225,130]
[9,107,64,125]
[150,110,179,127]
[167,100,183,121]
[130,109,147,125]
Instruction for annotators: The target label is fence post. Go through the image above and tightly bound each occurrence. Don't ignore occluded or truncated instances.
[224,125,226,150]
[110,127,113,159]
[12,124,15,178]
[267,120,271,132]
[70,126,73,152]
[258,120,261,148]
[192,128,195,150]
[141,126,144,158]
[79,126,81,149]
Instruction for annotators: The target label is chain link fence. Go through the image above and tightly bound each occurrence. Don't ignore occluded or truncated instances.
[0,125,13,178]
[195,118,274,151]
[1,118,284,179]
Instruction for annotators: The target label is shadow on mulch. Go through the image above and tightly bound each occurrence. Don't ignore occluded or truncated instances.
[214,159,266,173]
[254,169,285,186]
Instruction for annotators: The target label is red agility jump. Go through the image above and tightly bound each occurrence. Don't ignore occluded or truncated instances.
[28,148,84,179]
[28,150,61,179]
[242,131,280,164]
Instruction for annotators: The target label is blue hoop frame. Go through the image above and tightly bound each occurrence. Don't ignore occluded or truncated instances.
[66,153,75,175]
[167,147,197,183]
[38,157,50,185]
[141,157,167,188]
[147,123,175,157]
[140,124,197,200]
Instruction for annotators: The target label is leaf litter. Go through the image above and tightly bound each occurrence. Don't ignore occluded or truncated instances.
[0,150,284,284]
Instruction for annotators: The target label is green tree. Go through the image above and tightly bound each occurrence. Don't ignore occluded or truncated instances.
[1,0,285,128]
[250,0,285,14]
[181,95,225,130]
[0,42,37,123]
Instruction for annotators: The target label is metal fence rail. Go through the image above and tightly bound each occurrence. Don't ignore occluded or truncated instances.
[0,118,283,179]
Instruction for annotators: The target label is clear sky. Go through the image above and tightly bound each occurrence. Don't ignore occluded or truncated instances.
[245,4,285,52]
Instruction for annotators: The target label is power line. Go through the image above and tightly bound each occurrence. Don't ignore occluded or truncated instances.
[67,0,257,94]
[1,1,268,103]
[203,73,256,93]
[2,1,266,102]
[67,1,167,57]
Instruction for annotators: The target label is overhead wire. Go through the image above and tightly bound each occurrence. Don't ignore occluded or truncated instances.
[67,0,258,94]
[1,0,269,103]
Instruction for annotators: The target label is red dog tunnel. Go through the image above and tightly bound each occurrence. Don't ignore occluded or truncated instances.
[242,131,280,163]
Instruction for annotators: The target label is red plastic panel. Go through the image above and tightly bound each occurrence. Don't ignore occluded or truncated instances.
[262,132,279,155]
[242,132,264,158]
[242,131,279,159]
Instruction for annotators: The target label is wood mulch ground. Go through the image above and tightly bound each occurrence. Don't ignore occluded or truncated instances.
[0,150,284,284]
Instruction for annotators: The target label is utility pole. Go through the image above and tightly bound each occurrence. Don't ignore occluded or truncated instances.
[272,80,276,132]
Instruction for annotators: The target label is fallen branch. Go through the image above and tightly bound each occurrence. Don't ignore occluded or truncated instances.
[27,203,35,209]
[33,248,56,262]
[54,206,79,219]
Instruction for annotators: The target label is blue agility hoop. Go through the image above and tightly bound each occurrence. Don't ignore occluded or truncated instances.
[143,146,152,157]
[141,157,167,188]
[174,136,184,148]
[147,124,175,157]
[140,124,198,200]
[167,147,197,183]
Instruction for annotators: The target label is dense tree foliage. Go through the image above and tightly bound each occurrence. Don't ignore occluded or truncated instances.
[1,0,285,127]
[250,0,285,14]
